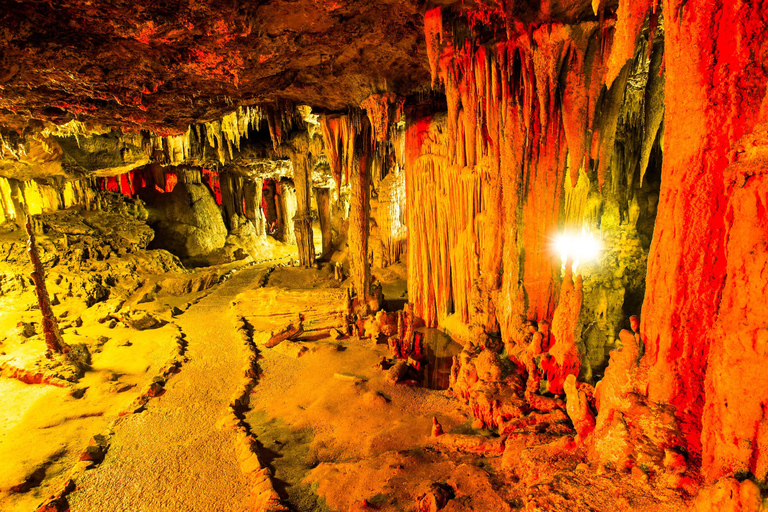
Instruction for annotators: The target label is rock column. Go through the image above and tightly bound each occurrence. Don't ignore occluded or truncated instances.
[315,187,332,259]
[291,155,315,267]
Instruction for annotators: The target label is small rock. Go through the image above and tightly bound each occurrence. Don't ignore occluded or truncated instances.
[136,291,155,304]
[112,382,136,393]
[417,482,454,512]
[69,386,88,399]
[334,372,366,383]
[329,328,344,340]
[631,465,648,483]
[16,322,36,338]
[363,391,389,407]
[79,444,104,463]
[146,381,164,397]
[431,417,444,437]
[385,360,409,384]
[126,310,161,330]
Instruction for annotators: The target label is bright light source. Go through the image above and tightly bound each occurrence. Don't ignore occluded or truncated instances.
[553,229,602,272]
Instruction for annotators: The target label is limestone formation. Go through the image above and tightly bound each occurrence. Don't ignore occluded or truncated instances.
[0,1,766,511]
[140,181,227,262]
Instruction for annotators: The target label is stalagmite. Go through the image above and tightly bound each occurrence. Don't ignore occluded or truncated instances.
[564,374,595,440]
[547,264,583,395]
[25,214,68,357]
[243,178,265,236]
[275,179,297,245]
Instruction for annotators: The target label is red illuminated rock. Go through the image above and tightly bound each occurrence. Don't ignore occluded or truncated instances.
[564,374,595,441]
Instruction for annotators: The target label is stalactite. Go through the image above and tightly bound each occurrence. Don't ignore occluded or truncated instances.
[320,114,358,193]
[605,0,654,89]
[561,24,599,185]
[360,93,401,144]
[320,116,343,192]
[594,63,631,191]
[639,41,665,186]
[424,7,444,88]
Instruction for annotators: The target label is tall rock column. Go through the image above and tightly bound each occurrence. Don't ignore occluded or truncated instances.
[243,178,265,236]
[349,150,372,309]
[315,187,332,259]
[275,179,297,245]
[292,154,315,267]
[641,0,768,477]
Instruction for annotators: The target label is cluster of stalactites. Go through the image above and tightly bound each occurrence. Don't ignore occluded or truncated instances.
[407,3,662,328]
[321,104,407,194]
[144,101,304,166]
[0,119,97,163]
[424,2,662,184]
[360,93,404,144]
[320,113,363,194]
[147,105,264,165]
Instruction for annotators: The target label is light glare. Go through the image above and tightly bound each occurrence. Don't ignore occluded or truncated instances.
[554,230,601,271]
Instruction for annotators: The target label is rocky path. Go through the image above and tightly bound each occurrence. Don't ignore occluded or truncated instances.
[68,265,273,512]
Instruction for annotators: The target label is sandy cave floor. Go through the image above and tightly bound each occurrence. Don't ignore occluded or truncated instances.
[0,258,691,512]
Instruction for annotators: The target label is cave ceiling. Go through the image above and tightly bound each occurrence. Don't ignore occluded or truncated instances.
[0,0,601,136]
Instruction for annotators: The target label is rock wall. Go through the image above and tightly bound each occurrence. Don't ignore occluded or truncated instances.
[0,177,99,225]
[640,0,768,482]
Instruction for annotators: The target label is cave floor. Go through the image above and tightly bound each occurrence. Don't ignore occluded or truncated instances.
[0,262,692,512]
[66,265,277,511]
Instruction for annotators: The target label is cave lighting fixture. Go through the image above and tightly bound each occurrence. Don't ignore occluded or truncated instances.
[554,229,602,273]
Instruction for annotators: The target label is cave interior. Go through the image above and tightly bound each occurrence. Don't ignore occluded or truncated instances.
[0,0,767,511]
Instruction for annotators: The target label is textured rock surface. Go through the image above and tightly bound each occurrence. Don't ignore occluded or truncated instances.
[0,0,432,132]
[140,181,227,261]
[640,0,768,479]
